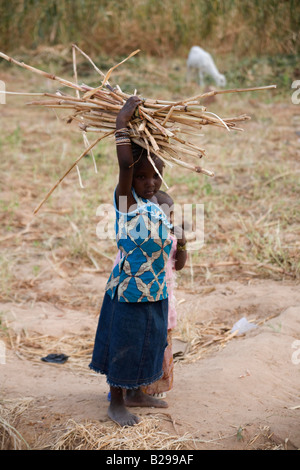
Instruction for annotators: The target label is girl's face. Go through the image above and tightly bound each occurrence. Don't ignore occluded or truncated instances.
[132,157,164,200]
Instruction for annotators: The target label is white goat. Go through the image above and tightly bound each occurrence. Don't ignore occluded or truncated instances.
[186,46,226,87]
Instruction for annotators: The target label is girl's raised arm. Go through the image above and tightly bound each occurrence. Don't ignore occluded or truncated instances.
[115,96,142,209]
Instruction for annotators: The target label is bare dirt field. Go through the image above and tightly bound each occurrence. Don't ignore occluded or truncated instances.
[1,275,300,450]
[0,55,299,450]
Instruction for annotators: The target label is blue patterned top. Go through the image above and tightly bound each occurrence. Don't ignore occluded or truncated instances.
[105,188,173,302]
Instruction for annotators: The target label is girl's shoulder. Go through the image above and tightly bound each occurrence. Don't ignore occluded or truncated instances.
[155,190,174,207]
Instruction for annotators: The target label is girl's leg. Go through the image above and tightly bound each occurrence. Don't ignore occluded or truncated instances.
[108,386,140,426]
[125,388,168,408]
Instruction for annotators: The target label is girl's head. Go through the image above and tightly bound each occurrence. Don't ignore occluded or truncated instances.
[131,142,164,200]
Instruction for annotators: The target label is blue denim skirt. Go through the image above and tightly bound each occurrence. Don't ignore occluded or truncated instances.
[89,292,168,389]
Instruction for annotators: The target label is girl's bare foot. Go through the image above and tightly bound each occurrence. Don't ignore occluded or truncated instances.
[108,403,140,427]
[125,388,168,408]
[108,386,140,427]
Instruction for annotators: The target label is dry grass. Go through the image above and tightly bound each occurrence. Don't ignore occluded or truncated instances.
[0,398,32,450]
[0,399,286,450]
[173,312,280,363]
[4,330,93,373]
[0,394,197,450]
[38,415,288,450]
[1,1,299,57]
[43,415,197,450]
[1,308,278,374]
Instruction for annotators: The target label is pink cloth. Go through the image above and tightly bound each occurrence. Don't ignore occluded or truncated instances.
[166,233,177,329]
[112,233,178,329]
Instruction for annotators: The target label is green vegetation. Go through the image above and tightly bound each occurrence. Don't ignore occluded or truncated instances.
[0,0,299,58]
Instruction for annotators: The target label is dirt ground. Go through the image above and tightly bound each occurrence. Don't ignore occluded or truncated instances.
[1,272,300,450]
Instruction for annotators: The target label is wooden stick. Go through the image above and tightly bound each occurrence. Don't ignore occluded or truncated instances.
[144,126,160,151]
[33,131,114,214]
[83,49,140,99]
[72,43,106,80]
[72,44,80,100]
[167,155,214,176]
[0,51,83,92]
[0,90,45,97]
[139,108,174,137]
[152,85,276,115]
[161,106,175,126]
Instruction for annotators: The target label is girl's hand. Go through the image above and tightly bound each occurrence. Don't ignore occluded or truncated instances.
[116,96,142,129]
[174,226,187,271]
[173,225,187,245]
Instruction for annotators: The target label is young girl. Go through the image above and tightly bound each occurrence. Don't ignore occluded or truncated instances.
[111,192,186,400]
[89,96,187,426]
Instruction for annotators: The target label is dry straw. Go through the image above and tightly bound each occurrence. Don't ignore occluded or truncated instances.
[0,398,32,450]
[5,313,277,370]
[0,46,276,213]
[46,416,197,450]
